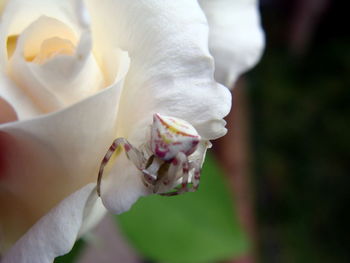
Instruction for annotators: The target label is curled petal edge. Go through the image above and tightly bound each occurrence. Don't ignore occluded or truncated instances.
[1,183,104,263]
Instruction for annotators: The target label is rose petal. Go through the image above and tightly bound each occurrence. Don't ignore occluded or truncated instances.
[0,76,123,251]
[0,97,17,124]
[0,0,8,16]
[0,1,94,119]
[85,0,232,143]
[199,0,265,86]
[0,73,42,119]
[1,183,103,263]
[100,152,150,214]
[8,16,105,115]
[84,0,232,215]
[0,0,83,67]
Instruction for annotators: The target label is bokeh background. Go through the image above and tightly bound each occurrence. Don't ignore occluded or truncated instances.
[57,0,349,262]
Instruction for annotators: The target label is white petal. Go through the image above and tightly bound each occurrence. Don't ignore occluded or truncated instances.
[84,0,231,214]
[0,97,17,123]
[100,153,150,214]
[199,0,265,86]
[1,183,101,263]
[0,0,105,120]
[0,78,122,251]
[0,0,8,16]
[0,73,42,119]
[8,16,104,115]
[0,0,82,68]
[85,0,231,142]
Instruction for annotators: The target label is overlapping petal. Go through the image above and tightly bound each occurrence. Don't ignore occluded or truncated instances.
[0,72,42,119]
[1,183,102,263]
[0,77,123,251]
[0,0,128,254]
[0,0,99,119]
[84,0,231,214]
[100,152,150,214]
[0,0,265,261]
[0,0,82,68]
[0,0,8,16]
[85,0,232,143]
[8,17,104,115]
[199,0,265,86]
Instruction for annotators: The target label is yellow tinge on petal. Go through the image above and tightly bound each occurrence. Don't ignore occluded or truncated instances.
[31,37,75,64]
[6,35,18,59]
[0,0,8,15]
[20,17,78,62]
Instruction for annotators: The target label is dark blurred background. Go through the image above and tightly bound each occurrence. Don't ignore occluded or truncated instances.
[220,0,349,262]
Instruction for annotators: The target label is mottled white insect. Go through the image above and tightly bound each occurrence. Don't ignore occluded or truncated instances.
[97,113,206,197]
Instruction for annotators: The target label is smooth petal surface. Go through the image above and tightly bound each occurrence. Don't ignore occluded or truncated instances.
[0,77,123,251]
[2,183,102,263]
[8,16,104,115]
[100,153,150,214]
[0,0,8,16]
[0,0,73,116]
[199,0,265,86]
[85,0,231,214]
[0,0,91,118]
[86,0,231,143]
[0,97,17,123]
[0,72,42,119]
[0,0,82,67]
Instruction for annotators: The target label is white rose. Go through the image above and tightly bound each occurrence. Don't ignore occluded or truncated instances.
[0,0,264,262]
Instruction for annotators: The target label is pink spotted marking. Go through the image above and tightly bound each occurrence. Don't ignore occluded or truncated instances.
[110,144,117,150]
[124,144,131,152]
[155,148,167,158]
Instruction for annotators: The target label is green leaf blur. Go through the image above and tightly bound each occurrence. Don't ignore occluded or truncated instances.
[54,239,85,263]
[116,154,248,263]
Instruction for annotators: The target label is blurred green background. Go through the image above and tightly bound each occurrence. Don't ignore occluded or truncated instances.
[56,155,249,263]
[57,0,349,262]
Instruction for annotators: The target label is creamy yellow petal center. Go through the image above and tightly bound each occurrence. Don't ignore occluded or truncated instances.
[29,37,75,64]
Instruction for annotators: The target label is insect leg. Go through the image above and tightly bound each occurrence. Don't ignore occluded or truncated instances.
[188,161,201,192]
[159,152,190,196]
[97,138,145,196]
